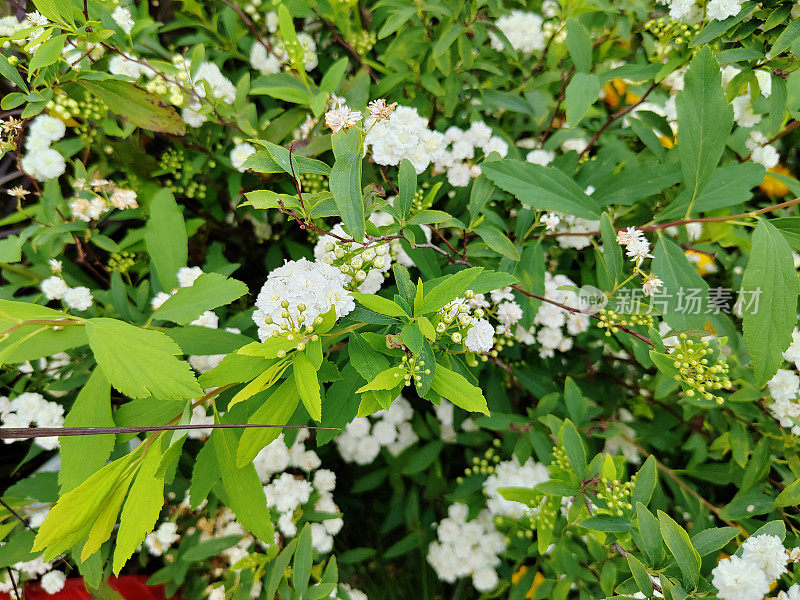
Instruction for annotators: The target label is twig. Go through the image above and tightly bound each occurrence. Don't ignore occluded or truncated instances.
[219,0,276,57]
[314,11,379,83]
[579,81,659,158]
[0,423,340,440]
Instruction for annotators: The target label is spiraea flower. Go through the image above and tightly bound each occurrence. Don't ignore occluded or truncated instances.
[641,273,663,297]
[367,98,397,120]
[325,105,362,132]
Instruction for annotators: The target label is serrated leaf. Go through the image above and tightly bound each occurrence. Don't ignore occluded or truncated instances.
[152,273,248,324]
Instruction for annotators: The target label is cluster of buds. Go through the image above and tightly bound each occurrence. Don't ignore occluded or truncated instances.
[298,172,328,194]
[596,309,654,337]
[671,335,731,404]
[595,476,635,517]
[411,182,434,212]
[644,16,701,45]
[145,77,184,106]
[159,147,209,199]
[549,445,572,476]
[265,304,324,355]
[108,251,136,273]
[459,444,502,481]
[347,30,377,55]
[321,240,391,289]
[437,290,480,343]
[397,355,429,389]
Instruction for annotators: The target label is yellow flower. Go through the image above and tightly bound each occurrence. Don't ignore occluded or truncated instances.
[759,164,792,197]
[511,567,545,599]
[685,249,717,276]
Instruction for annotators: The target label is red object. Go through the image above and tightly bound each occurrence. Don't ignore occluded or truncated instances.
[0,575,172,600]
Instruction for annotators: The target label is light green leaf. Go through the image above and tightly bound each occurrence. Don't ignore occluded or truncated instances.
[86,318,202,401]
[430,364,489,415]
[293,352,322,421]
[237,379,299,467]
[352,292,408,318]
[329,128,365,241]
[416,267,483,314]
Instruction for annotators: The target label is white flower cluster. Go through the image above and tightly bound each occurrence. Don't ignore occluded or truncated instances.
[144,521,180,556]
[69,177,139,222]
[40,268,94,311]
[432,121,509,187]
[335,396,418,464]
[230,142,256,172]
[20,115,66,182]
[0,11,49,53]
[746,130,779,170]
[665,0,743,23]
[252,258,354,342]
[313,221,393,294]
[483,457,550,518]
[766,331,800,434]
[0,552,64,596]
[616,227,663,297]
[111,6,135,34]
[712,534,791,600]
[488,10,546,54]
[434,399,479,442]
[427,503,506,592]
[256,429,342,553]
[550,214,600,251]
[364,104,446,174]
[0,392,64,450]
[520,272,590,358]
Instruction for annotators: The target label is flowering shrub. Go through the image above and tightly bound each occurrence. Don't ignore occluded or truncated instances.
[4,0,800,599]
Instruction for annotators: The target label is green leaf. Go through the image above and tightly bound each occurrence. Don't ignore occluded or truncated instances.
[566,18,592,72]
[776,478,800,507]
[651,237,709,331]
[416,267,483,314]
[86,318,202,401]
[635,503,664,565]
[77,79,186,135]
[560,420,586,479]
[293,352,322,421]
[59,370,115,492]
[352,292,408,317]
[430,364,489,415]
[600,213,622,284]
[580,515,633,532]
[113,447,165,574]
[237,379,299,467]
[675,46,733,208]
[396,159,417,217]
[0,53,27,92]
[145,189,187,290]
[690,527,739,556]
[152,273,248,324]
[657,510,700,589]
[265,538,297,599]
[627,554,653,597]
[356,366,405,393]
[293,524,313,596]
[213,425,274,542]
[741,219,800,385]
[565,73,600,126]
[474,224,520,260]
[632,455,657,507]
[768,18,800,58]
[482,160,602,220]
[29,34,67,71]
[330,128,365,241]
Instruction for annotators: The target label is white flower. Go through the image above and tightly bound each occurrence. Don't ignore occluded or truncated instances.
[447,162,472,187]
[526,148,555,166]
[27,115,65,146]
[145,522,180,556]
[367,99,397,120]
[325,105,362,132]
[41,570,66,595]
[230,142,256,172]
[209,585,225,600]
[310,522,334,553]
[472,568,499,592]
[21,148,65,181]
[465,318,495,352]
[313,469,336,494]
[70,196,107,222]
[706,0,743,21]
[110,188,138,209]
[496,301,523,326]
[108,54,143,78]
[249,42,281,75]
[483,457,550,518]
[489,10,545,53]
[177,266,203,287]
[111,6,135,34]
[741,534,788,582]
[642,273,663,297]
[768,369,800,402]
[41,276,68,300]
[711,555,770,600]
[63,286,93,311]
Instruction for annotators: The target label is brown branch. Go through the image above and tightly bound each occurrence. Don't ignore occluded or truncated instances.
[314,11,379,82]
[579,81,659,158]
